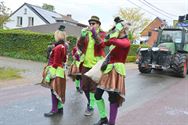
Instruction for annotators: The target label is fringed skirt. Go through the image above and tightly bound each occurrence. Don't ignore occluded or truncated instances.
[50,77,66,104]
[68,64,81,76]
[41,66,66,104]
[68,64,81,81]
[81,66,97,93]
[98,68,126,105]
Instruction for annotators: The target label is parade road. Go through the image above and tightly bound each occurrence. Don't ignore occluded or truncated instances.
[0,56,187,125]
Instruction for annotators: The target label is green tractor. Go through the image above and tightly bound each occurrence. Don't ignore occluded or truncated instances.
[138,26,188,78]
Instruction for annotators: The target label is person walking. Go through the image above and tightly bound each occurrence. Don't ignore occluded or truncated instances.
[77,16,106,116]
[94,21,131,125]
[43,28,67,117]
[69,46,83,93]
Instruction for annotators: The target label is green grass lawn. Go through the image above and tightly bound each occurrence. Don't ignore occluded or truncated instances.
[0,67,22,80]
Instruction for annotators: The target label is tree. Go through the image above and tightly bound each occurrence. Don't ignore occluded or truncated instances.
[119,8,150,41]
[42,3,55,12]
[0,1,10,28]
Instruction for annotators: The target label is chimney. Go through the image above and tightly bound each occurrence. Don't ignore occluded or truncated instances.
[67,14,72,18]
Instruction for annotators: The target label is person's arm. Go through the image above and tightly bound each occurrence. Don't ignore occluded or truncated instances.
[91,29,106,45]
[52,46,65,68]
[81,28,89,38]
[105,38,130,48]
[47,45,53,59]
[77,36,86,53]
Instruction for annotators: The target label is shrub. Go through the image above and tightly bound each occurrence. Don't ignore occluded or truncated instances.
[127,44,149,63]
[128,44,139,56]
[0,29,79,63]
[128,44,149,56]
[0,29,149,64]
[126,56,136,62]
[0,30,53,62]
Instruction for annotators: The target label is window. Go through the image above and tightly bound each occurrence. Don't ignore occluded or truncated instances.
[24,8,27,14]
[17,16,22,26]
[148,31,152,36]
[160,30,182,43]
[28,17,34,26]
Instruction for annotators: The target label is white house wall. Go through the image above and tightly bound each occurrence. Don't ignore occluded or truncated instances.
[5,5,46,29]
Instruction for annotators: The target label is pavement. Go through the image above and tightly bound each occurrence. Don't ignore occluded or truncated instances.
[118,77,188,125]
[0,56,188,125]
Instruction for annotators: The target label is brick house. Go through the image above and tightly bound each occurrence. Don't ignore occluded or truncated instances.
[140,17,166,46]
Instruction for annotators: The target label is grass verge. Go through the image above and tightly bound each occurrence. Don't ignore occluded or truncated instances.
[0,67,22,80]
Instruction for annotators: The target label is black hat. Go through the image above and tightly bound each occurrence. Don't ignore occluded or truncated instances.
[114,16,124,24]
[58,25,65,31]
[88,16,101,25]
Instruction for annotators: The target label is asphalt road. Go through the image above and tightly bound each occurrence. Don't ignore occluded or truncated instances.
[0,56,187,125]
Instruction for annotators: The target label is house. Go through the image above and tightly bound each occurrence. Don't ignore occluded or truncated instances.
[19,22,87,37]
[4,3,87,37]
[140,17,166,46]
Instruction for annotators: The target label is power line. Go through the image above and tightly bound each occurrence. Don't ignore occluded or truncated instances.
[126,0,173,20]
[138,0,175,19]
[126,0,158,17]
[142,0,177,17]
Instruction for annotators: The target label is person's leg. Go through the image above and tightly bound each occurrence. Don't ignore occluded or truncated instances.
[94,88,108,125]
[75,75,83,93]
[55,76,66,114]
[58,100,63,114]
[44,89,58,117]
[84,90,90,105]
[83,92,95,116]
[89,92,95,110]
[75,78,80,91]
[51,92,58,112]
[85,76,97,116]
[51,90,58,112]
[108,92,119,125]
[81,67,93,116]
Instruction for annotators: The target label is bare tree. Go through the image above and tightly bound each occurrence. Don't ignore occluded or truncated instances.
[119,8,150,40]
[0,1,10,28]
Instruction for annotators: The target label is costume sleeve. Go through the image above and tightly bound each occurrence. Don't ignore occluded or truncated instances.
[72,47,80,61]
[52,46,65,68]
[77,37,86,53]
[72,47,77,56]
[108,23,123,39]
[94,31,106,44]
[81,28,88,37]
[105,38,130,49]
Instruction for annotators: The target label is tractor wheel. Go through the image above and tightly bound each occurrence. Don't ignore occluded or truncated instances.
[153,69,163,71]
[138,63,152,73]
[171,53,187,78]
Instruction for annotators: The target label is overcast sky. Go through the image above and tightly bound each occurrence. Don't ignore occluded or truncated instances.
[3,0,188,30]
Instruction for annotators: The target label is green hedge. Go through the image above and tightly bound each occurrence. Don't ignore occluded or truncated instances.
[127,44,149,62]
[66,35,77,64]
[0,30,53,62]
[126,56,136,62]
[0,29,39,34]
[0,29,149,63]
[128,44,139,56]
[128,44,149,56]
[0,30,78,63]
